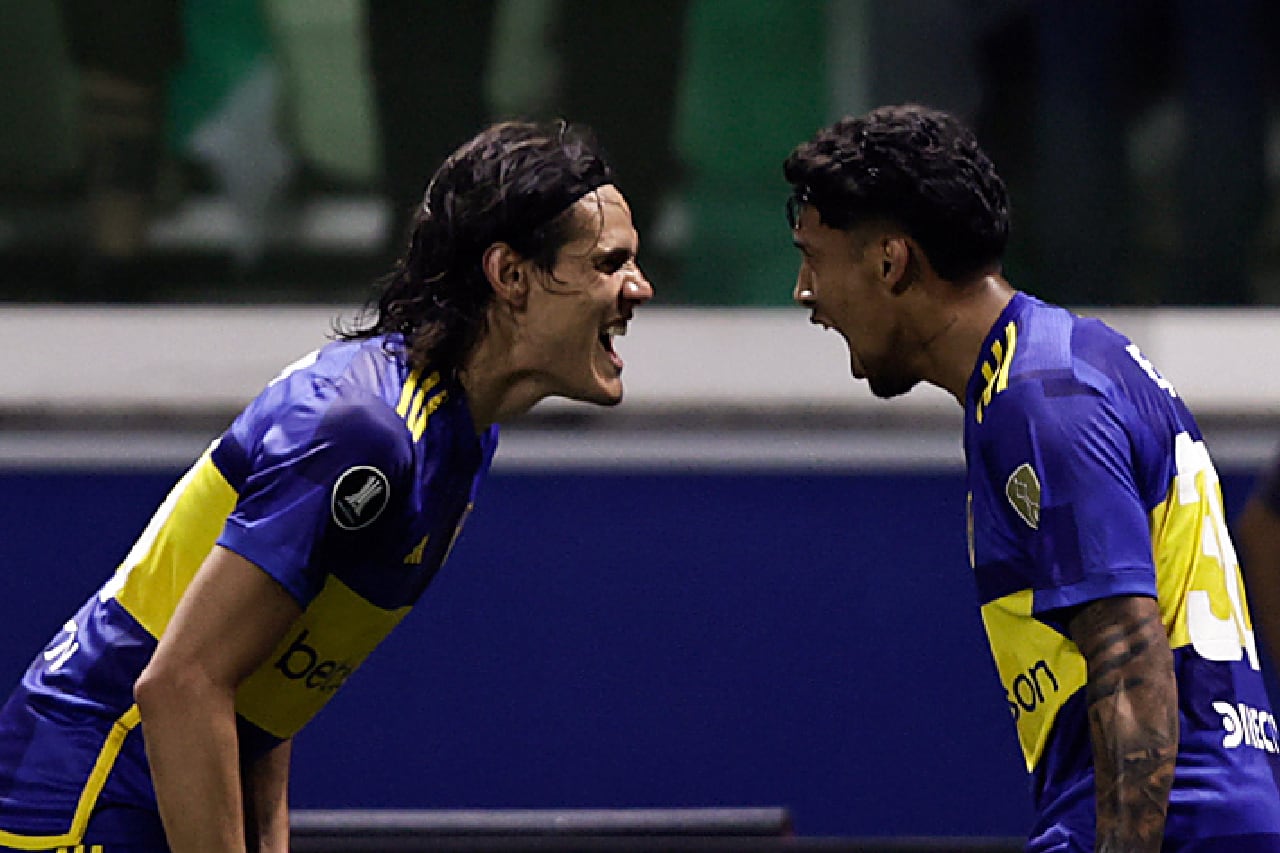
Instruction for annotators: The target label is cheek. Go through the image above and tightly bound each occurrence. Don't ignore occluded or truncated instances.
[542,299,601,351]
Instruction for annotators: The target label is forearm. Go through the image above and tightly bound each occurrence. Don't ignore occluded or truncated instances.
[136,671,247,853]
[243,738,292,853]
[1070,597,1179,853]
[134,545,304,853]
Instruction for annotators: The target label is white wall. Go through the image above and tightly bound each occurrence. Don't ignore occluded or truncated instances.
[5,305,1279,414]
[3,305,1278,469]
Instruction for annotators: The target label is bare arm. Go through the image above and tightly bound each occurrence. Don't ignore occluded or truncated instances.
[243,738,292,853]
[1237,495,1280,669]
[1067,595,1178,853]
[134,546,302,853]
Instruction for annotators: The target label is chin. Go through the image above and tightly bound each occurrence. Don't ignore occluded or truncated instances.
[867,373,919,400]
[566,379,624,407]
[591,385,625,407]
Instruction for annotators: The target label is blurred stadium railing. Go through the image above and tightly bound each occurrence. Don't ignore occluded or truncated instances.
[288,808,1022,853]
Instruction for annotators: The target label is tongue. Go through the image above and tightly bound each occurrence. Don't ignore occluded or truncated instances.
[601,336,624,371]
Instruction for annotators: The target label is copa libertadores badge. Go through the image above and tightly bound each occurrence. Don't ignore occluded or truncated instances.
[331,466,391,530]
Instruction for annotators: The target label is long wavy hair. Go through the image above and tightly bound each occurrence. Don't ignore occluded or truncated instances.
[340,120,613,373]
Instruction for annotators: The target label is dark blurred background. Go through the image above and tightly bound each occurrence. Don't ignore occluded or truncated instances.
[4,0,1279,308]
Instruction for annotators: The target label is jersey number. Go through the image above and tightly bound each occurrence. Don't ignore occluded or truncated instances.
[1175,432,1260,670]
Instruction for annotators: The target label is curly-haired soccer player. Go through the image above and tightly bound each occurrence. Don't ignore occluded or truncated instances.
[785,104,1280,852]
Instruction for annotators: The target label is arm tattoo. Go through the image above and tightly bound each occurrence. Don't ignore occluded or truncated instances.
[1068,596,1178,853]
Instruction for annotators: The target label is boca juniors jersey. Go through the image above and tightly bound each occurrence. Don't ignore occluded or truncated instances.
[964,292,1280,851]
[0,334,497,847]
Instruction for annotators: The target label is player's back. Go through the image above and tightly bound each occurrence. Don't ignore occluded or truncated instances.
[964,293,1280,851]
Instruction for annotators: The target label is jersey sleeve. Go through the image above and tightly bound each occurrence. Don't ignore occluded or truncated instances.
[217,382,411,607]
[977,378,1157,614]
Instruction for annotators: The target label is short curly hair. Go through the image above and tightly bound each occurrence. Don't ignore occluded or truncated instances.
[783,104,1009,281]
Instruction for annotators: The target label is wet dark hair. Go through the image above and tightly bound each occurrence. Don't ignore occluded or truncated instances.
[783,104,1009,281]
[340,120,613,373]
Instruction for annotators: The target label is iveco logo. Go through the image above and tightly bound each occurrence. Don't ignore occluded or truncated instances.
[331,466,390,530]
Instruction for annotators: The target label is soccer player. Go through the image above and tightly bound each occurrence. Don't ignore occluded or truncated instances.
[1238,448,1280,670]
[784,104,1280,852]
[0,120,653,852]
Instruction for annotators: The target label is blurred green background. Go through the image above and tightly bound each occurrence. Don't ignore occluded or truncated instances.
[2,0,1278,307]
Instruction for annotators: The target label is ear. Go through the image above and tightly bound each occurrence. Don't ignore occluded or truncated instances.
[881,236,914,295]
[482,242,528,307]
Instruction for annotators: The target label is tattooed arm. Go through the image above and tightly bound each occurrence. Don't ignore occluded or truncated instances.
[1067,594,1179,853]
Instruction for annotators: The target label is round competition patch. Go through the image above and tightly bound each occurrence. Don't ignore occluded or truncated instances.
[331,466,391,530]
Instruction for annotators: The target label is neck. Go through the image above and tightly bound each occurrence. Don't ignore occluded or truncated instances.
[457,326,551,431]
[915,274,1016,405]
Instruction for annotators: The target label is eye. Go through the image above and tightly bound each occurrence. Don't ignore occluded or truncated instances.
[597,249,634,274]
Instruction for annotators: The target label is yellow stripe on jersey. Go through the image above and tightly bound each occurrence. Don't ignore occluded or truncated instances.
[235,574,411,739]
[1152,432,1260,668]
[995,323,1016,394]
[980,589,1088,771]
[0,706,140,850]
[975,322,1018,424]
[395,367,423,417]
[396,369,446,440]
[396,369,439,421]
[408,390,448,440]
[109,450,238,639]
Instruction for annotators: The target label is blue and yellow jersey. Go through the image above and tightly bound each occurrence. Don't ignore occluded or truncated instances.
[964,292,1280,851]
[0,335,497,848]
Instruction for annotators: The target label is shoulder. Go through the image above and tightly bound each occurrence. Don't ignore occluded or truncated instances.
[239,339,414,469]
[984,299,1142,423]
[1005,300,1132,391]
[974,315,1133,470]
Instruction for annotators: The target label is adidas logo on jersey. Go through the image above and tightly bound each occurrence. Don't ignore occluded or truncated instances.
[404,534,429,565]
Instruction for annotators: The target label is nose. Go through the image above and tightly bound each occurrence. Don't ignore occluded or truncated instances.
[622,268,655,303]
[793,271,815,306]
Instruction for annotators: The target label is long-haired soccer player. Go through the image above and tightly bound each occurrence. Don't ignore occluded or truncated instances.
[0,120,653,852]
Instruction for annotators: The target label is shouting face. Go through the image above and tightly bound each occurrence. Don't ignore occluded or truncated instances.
[517,184,654,406]
[791,205,921,399]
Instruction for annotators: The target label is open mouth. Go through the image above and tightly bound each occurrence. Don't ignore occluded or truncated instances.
[599,320,627,371]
